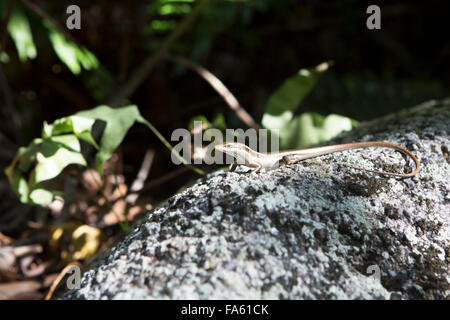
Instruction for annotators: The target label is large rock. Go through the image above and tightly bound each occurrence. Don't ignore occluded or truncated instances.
[62,99,450,299]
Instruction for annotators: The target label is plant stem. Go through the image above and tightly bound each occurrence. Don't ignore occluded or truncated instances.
[109,0,210,107]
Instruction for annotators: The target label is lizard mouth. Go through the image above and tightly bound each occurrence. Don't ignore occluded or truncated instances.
[213,143,228,159]
[214,142,230,152]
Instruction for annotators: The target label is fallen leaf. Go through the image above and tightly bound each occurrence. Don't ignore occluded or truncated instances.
[49,223,103,262]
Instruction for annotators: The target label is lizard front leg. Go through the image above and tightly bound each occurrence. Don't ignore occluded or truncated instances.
[251,164,262,174]
[229,162,238,172]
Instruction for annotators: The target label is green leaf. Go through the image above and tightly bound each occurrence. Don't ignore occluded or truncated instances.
[74,105,143,175]
[188,115,211,130]
[159,3,191,15]
[33,135,86,184]
[7,7,37,61]
[260,61,357,149]
[150,19,177,32]
[5,135,86,204]
[47,25,99,74]
[10,169,29,203]
[29,188,55,205]
[6,104,204,205]
[260,110,293,135]
[75,105,204,176]
[45,116,98,148]
[188,114,227,131]
[0,52,10,63]
[14,140,42,173]
[277,112,357,149]
[263,61,332,118]
[212,114,227,131]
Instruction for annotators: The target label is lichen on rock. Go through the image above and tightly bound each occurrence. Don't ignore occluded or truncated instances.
[61,99,450,300]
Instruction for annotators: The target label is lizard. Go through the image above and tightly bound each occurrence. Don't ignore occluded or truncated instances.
[214,141,420,177]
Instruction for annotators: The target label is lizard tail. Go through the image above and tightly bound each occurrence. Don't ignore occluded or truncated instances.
[335,142,420,178]
[284,141,420,178]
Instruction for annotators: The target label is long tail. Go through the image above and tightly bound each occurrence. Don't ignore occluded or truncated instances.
[281,141,420,178]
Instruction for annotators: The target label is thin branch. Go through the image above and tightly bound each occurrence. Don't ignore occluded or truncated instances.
[109,0,211,107]
[166,54,260,130]
[20,0,82,47]
[0,0,16,55]
[141,118,206,176]
[125,149,154,205]
[86,168,130,232]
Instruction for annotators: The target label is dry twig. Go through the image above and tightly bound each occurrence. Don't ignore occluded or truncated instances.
[45,262,81,300]
[166,54,260,130]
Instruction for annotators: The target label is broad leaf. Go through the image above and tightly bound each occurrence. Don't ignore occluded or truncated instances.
[261,61,357,149]
[33,135,86,184]
[280,112,356,149]
[75,105,145,175]
[6,105,204,205]
[7,7,37,61]
[43,116,98,148]
[6,135,86,205]
[263,62,332,119]
[29,188,56,206]
[47,24,99,74]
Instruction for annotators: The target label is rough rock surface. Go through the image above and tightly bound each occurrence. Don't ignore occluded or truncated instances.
[62,99,450,300]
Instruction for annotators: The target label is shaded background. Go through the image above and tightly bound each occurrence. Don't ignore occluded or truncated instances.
[0,0,448,299]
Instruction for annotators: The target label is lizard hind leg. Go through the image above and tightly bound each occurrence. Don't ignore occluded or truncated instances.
[270,157,287,170]
[281,154,303,165]
[267,156,295,171]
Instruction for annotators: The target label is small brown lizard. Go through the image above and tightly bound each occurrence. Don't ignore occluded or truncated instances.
[215,141,420,177]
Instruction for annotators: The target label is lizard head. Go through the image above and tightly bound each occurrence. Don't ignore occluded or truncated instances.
[214,142,256,165]
[214,142,251,155]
